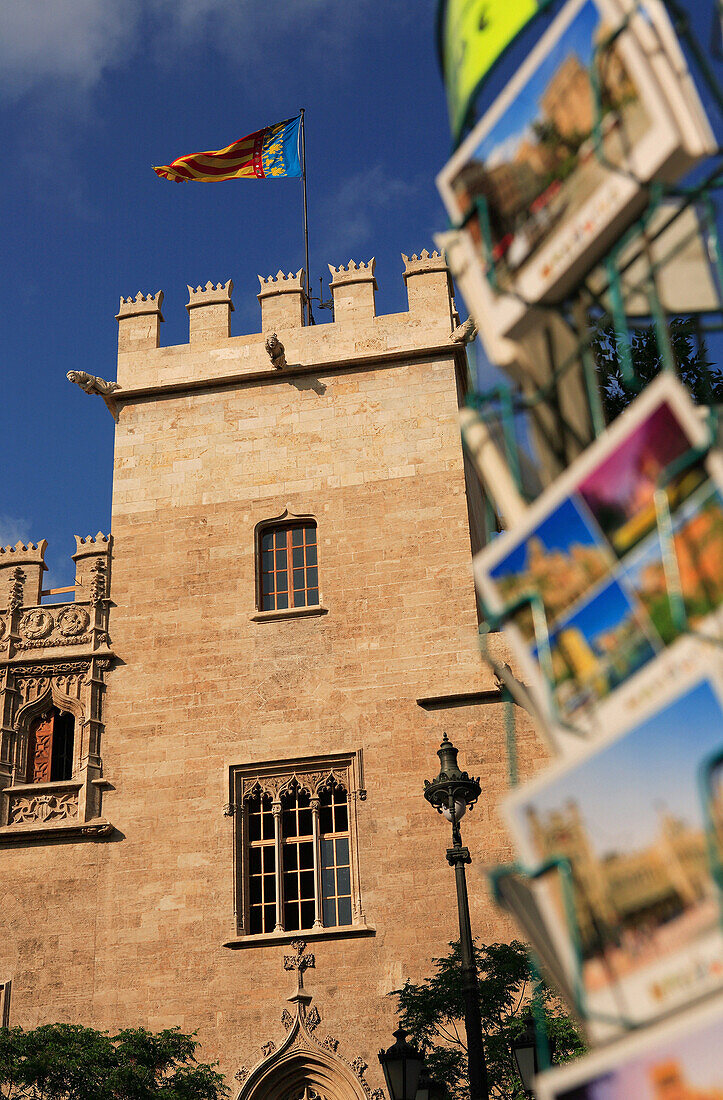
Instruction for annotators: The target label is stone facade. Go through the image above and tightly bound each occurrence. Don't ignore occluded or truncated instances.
[0,253,547,1099]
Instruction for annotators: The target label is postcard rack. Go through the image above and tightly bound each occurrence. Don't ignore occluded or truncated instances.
[442,0,723,1065]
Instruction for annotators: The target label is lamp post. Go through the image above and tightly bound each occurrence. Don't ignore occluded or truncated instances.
[424,734,488,1100]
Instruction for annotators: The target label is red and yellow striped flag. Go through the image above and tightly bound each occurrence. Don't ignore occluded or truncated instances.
[153,117,302,182]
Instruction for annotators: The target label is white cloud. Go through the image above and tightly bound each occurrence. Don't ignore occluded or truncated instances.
[0,0,139,96]
[323,165,425,250]
[0,515,30,548]
[0,0,386,99]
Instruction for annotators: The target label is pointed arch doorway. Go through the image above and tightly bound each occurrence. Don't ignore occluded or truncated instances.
[238,1050,369,1100]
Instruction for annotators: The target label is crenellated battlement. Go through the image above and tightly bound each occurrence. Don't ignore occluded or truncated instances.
[0,540,48,559]
[0,541,48,606]
[0,536,111,614]
[116,291,164,353]
[109,251,456,392]
[327,258,376,277]
[257,270,305,289]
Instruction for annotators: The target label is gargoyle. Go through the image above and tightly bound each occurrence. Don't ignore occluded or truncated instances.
[265,333,287,370]
[451,316,478,344]
[66,370,121,396]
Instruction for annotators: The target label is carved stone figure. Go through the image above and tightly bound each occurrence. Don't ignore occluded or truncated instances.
[451,316,478,344]
[265,333,287,370]
[19,609,54,640]
[66,371,121,396]
[57,606,90,637]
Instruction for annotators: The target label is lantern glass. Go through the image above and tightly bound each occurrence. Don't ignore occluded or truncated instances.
[441,799,467,822]
[379,1030,424,1100]
[512,1043,537,1094]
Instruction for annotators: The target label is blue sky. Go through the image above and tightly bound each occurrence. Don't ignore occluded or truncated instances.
[1,0,719,592]
[516,677,723,859]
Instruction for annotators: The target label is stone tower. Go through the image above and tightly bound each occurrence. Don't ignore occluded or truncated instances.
[0,253,542,1096]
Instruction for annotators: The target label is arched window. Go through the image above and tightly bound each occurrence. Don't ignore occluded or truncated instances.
[258,521,318,612]
[26,708,74,784]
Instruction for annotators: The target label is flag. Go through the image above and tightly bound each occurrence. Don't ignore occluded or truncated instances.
[153,116,302,182]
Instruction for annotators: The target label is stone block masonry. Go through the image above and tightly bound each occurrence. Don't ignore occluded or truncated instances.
[0,253,548,1098]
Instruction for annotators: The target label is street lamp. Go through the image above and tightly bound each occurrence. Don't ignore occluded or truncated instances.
[424,734,488,1100]
[511,1010,555,1099]
[378,1028,424,1100]
[511,1012,537,1098]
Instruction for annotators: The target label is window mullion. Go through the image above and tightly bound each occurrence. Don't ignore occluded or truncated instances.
[311,796,323,929]
[272,801,284,932]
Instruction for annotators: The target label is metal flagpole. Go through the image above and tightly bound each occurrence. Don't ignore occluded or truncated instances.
[299,108,314,325]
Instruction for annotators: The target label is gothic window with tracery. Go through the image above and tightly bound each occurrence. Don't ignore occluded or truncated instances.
[26,708,74,783]
[232,754,365,938]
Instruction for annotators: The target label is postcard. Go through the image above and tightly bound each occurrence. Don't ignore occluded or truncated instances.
[473,374,723,739]
[536,991,723,1099]
[437,0,708,342]
[502,664,723,1042]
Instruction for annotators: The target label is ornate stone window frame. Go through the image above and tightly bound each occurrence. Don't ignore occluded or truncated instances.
[224,751,372,948]
[251,508,328,623]
[0,660,113,844]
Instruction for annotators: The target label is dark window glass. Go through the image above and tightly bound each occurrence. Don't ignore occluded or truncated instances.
[50,712,74,781]
[246,791,276,934]
[318,785,352,928]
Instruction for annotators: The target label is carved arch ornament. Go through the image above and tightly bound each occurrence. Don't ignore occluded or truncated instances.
[242,768,348,805]
[253,506,318,543]
[234,1001,375,1100]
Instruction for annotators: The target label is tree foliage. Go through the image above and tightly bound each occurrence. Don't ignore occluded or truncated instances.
[592,317,723,420]
[0,1024,228,1100]
[393,941,584,1100]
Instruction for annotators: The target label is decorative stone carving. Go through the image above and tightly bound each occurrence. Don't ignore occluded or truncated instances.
[261,1041,276,1059]
[57,606,90,637]
[351,1058,368,1078]
[234,1067,249,1084]
[291,1089,322,1100]
[281,1009,294,1032]
[19,609,54,639]
[66,371,121,397]
[451,316,478,344]
[371,1089,386,1100]
[284,941,315,981]
[0,619,6,640]
[12,661,91,680]
[243,769,348,803]
[9,790,79,825]
[321,1036,339,1052]
[265,333,287,370]
[306,1005,320,1032]
[89,559,107,605]
[15,635,92,650]
[7,567,26,612]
